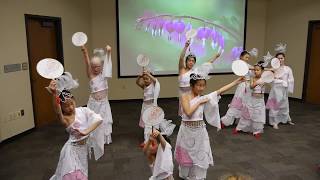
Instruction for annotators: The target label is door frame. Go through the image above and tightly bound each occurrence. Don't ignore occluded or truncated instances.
[302,20,320,102]
[24,14,64,127]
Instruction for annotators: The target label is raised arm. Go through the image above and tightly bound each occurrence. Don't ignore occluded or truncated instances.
[136,75,145,89]
[144,70,157,84]
[181,94,209,117]
[216,77,244,95]
[208,53,221,63]
[81,46,92,78]
[105,45,112,60]
[151,129,167,150]
[47,80,68,127]
[179,40,190,73]
[143,138,153,154]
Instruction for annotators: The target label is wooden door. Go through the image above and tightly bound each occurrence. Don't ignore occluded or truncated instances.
[25,15,64,127]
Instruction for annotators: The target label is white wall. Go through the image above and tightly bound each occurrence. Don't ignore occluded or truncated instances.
[0,0,92,141]
[264,0,320,98]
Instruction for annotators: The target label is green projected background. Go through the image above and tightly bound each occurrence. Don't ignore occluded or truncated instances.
[118,0,246,76]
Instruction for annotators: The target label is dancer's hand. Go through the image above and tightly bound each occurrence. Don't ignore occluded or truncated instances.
[47,80,57,95]
[151,129,160,138]
[106,45,112,53]
[237,77,246,83]
[81,46,88,53]
[143,70,151,76]
[184,40,190,48]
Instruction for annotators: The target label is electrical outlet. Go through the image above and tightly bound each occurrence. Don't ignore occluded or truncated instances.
[20,109,24,116]
[16,111,21,118]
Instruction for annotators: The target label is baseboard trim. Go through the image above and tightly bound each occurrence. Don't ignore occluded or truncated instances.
[0,128,35,146]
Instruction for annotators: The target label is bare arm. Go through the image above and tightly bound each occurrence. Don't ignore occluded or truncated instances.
[47,80,68,127]
[179,40,190,72]
[152,129,167,150]
[264,67,273,71]
[158,134,167,150]
[208,53,221,63]
[216,77,244,95]
[143,139,152,154]
[81,46,93,78]
[145,71,157,84]
[181,94,209,117]
[136,75,145,89]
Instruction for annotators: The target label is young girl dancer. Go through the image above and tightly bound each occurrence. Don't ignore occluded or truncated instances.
[266,52,295,129]
[136,70,160,142]
[143,129,174,180]
[48,79,103,180]
[221,51,253,128]
[175,73,244,180]
[234,61,266,138]
[178,40,220,116]
[81,45,113,145]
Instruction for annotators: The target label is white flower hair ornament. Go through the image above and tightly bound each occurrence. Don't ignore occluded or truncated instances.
[190,62,214,80]
[249,48,259,58]
[275,43,287,53]
[55,72,79,93]
[262,51,273,67]
[93,48,106,59]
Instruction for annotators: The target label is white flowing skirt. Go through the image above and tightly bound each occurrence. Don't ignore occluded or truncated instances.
[221,82,250,126]
[236,96,265,134]
[87,96,113,144]
[50,141,88,180]
[175,123,213,179]
[139,101,153,128]
[266,83,291,125]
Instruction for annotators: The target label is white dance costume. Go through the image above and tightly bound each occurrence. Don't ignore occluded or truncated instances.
[87,54,113,145]
[50,107,103,180]
[266,65,294,126]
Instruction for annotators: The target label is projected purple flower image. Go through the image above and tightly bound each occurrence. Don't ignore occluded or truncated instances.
[136,13,236,58]
[118,0,246,76]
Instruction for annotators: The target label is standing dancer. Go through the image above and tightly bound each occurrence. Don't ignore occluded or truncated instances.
[234,61,267,138]
[48,79,103,180]
[81,45,113,145]
[178,40,220,116]
[175,72,243,180]
[221,51,253,127]
[136,70,160,142]
[266,45,294,129]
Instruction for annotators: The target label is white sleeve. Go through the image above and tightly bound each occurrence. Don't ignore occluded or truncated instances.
[204,91,221,130]
[153,79,160,106]
[151,143,174,179]
[273,79,287,87]
[84,107,104,160]
[287,67,294,93]
[102,54,112,78]
[85,107,102,124]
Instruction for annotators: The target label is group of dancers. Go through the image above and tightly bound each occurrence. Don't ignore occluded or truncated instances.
[47,38,294,179]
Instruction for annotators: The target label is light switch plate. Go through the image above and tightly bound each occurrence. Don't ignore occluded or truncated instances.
[21,62,28,70]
